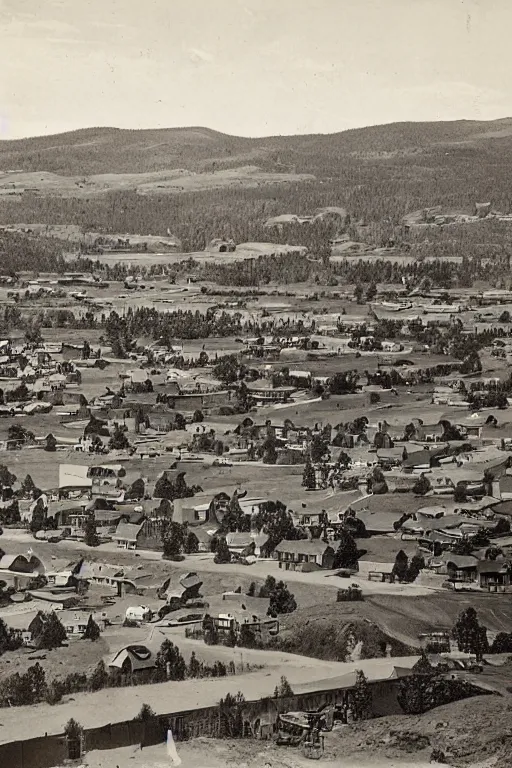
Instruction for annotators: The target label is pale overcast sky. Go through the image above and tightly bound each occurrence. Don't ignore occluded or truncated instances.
[0,0,510,139]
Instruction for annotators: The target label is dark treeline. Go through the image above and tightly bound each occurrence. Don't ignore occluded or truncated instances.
[0,230,66,273]
[202,251,475,288]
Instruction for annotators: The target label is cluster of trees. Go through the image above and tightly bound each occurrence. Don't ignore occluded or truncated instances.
[391,551,425,583]
[161,519,200,560]
[104,306,245,356]
[257,574,297,615]
[154,471,198,502]
[252,500,307,551]
[397,653,486,716]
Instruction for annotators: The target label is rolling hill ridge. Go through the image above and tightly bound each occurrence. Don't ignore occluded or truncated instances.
[2,118,512,176]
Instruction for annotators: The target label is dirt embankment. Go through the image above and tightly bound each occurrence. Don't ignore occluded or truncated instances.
[77,694,512,768]
[277,615,414,662]
[335,693,512,767]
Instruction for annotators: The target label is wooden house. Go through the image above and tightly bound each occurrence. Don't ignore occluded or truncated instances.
[274,540,335,571]
[477,559,512,592]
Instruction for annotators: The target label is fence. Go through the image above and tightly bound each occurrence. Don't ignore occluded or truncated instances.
[0,678,407,768]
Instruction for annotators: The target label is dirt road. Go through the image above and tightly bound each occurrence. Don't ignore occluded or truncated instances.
[0,530,437,597]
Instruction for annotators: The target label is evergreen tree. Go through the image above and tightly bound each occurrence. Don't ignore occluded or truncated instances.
[453,607,489,661]
[136,703,156,721]
[154,639,186,681]
[214,538,232,564]
[406,554,425,583]
[221,491,248,532]
[88,661,109,691]
[154,472,173,500]
[82,615,101,641]
[302,459,316,490]
[0,618,23,655]
[188,651,201,677]
[413,473,432,496]
[202,614,219,645]
[25,662,47,702]
[333,529,359,569]
[32,611,67,650]
[275,675,294,697]
[21,474,36,496]
[184,530,199,554]
[253,500,304,552]
[125,477,145,500]
[84,513,100,547]
[366,282,377,302]
[161,520,185,560]
[353,670,372,720]
[30,498,46,533]
[392,550,409,582]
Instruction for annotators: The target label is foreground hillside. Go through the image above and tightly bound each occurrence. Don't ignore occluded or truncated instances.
[76,694,512,768]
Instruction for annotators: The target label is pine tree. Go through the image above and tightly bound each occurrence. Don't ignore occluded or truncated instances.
[21,474,36,495]
[162,520,185,560]
[136,703,156,721]
[353,670,372,720]
[154,639,186,681]
[276,675,294,697]
[84,514,100,547]
[33,611,67,650]
[214,538,232,564]
[392,550,409,582]
[108,423,130,450]
[82,615,101,641]
[154,472,175,500]
[302,459,316,490]
[406,554,425,583]
[25,662,47,702]
[333,529,359,569]
[453,607,489,661]
[188,651,201,678]
[30,497,46,533]
[126,477,145,500]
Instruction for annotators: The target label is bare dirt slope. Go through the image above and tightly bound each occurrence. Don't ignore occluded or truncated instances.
[65,694,512,767]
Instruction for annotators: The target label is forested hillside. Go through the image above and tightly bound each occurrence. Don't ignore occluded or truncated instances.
[2,118,512,257]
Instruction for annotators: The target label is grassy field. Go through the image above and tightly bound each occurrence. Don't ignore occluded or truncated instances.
[0,166,314,198]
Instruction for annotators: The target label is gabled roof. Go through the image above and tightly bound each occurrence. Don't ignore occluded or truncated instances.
[114,521,145,542]
[274,539,332,555]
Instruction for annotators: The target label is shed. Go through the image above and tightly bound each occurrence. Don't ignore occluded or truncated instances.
[357,561,395,583]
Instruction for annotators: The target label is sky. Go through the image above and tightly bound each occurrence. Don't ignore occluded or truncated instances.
[0,0,511,139]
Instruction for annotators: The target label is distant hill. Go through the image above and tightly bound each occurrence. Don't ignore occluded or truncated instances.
[2,118,512,176]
